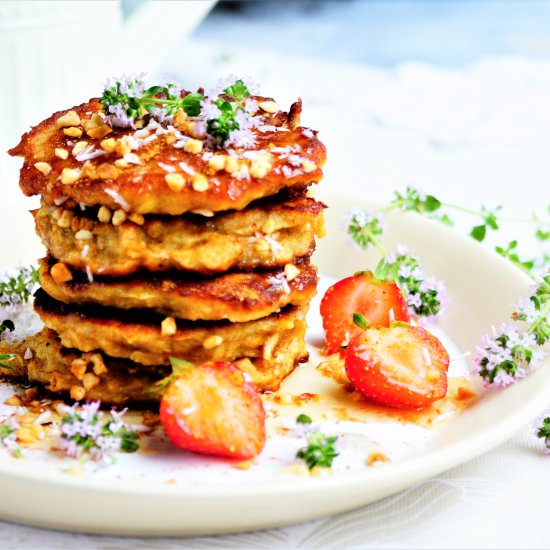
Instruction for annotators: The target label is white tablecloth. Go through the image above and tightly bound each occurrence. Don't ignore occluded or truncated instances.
[0,41,548,548]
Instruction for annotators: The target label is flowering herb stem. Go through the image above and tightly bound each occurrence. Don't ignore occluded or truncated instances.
[346,209,447,323]
[100,74,259,148]
[474,275,549,387]
[385,186,549,276]
[58,402,139,464]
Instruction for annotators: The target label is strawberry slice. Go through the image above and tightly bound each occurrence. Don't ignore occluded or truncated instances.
[160,361,266,459]
[320,272,410,354]
[345,323,449,409]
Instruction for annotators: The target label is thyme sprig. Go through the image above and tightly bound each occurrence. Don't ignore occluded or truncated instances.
[385,186,549,276]
[101,75,203,128]
[346,211,447,323]
[473,275,549,387]
[100,74,258,147]
[58,402,139,464]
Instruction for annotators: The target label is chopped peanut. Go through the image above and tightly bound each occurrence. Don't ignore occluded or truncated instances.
[208,154,226,173]
[72,141,89,156]
[50,262,73,284]
[97,206,112,223]
[183,138,203,154]
[302,160,316,173]
[115,137,132,156]
[250,159,272,179]
[81,162,97,179]
[96,163,119,180]
[87,125,112,139]
[57,209,74,228]
[70,359,87,381]
[258,100,278,113]
[100,138,117,152]
[82,372,100,391]
[129,213,145,225]
[203,335,223,349]
[165,173,186,192]
[161,316,177,337]
[63,127,83,138]
[74,229,93,240]
[57,110,81,127]
[284,264,300,282]
[83,113,112,139]
[54,148,69,159]
[70,385,86,401]
[192,173,209,192]
[224,156,239,173]
[111,209,127,226]
[60,168,81,184]
[34,162,52,176]
[173,110,188,129]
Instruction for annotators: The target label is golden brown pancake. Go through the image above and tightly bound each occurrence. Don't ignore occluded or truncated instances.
[39,256,317,322]
[0,328,308,404]
[34,289,308,368]
[9,98,326,215]
[34,195,325,276]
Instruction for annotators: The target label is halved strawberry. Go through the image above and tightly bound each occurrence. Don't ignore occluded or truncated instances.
[160,361,266,459]
[320,272,410,354]
[345,323,449,409]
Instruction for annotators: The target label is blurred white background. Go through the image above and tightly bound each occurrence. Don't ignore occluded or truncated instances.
[0,3,549,546]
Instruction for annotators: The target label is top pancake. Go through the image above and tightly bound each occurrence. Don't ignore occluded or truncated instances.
[9,97,327,215]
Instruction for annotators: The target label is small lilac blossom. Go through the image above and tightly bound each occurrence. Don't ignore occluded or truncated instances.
[472,323,545,388]
[345,209,384,251]
[57,402,139,465]
[227,128,257,148]
[244,98,258,114]
[118,73,147,97]
[199,99,222,120]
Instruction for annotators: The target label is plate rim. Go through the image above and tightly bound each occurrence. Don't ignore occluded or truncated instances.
[0,190,547,532]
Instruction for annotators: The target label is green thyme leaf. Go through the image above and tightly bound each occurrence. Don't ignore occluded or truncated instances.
[296,433,339,470]
[470,224,487,242]
[223,79,251,102]
[353,312,370,330]
[424,195,441,212]
[296,414,312,424]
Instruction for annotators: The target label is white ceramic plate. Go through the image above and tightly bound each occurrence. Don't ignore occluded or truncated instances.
[0,191,547,536]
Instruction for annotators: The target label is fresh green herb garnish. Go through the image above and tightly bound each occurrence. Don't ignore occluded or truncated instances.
[59,402,139,464]
[101,76,204,127]
[296,433,339,470]
[536,415,550,454]
[296,414,313,424]
[353,312,370,330]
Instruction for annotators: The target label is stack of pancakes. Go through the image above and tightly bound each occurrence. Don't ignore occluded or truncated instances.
[7,91,326,405]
